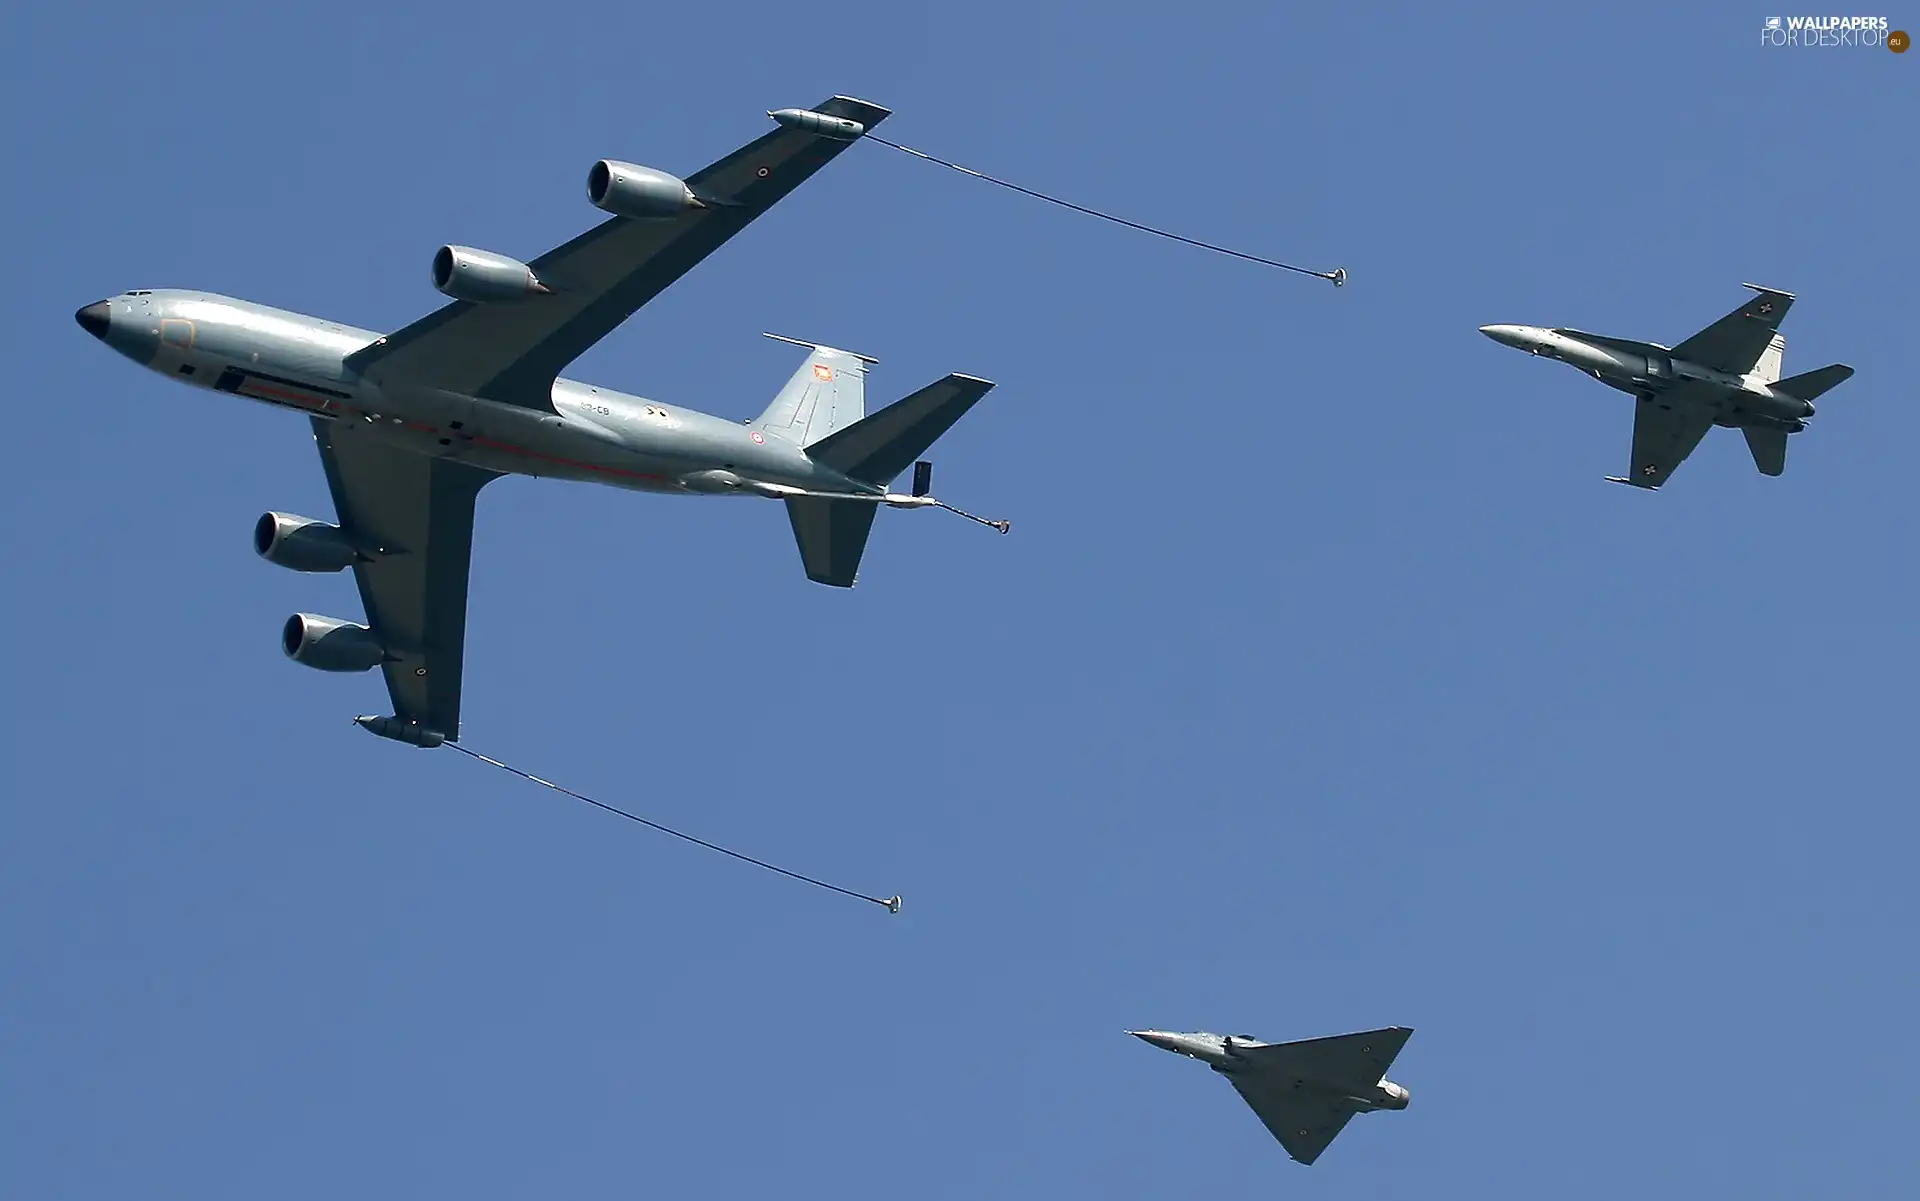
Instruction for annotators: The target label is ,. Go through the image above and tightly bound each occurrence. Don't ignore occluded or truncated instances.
[1480,284,1853,489]
[1129,1027,1414,1165]
[75,96,1007,750]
